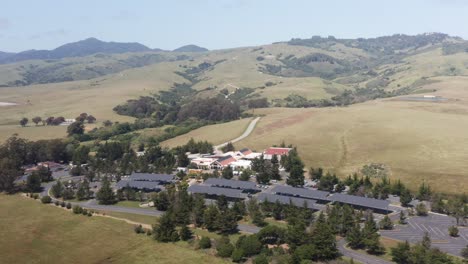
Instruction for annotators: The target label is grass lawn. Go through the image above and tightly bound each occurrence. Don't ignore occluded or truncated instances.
[0,194,228,264]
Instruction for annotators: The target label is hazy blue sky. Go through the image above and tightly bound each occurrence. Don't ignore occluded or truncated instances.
[1,0,468,52]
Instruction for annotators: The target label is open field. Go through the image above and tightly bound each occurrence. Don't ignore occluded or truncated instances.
[161,118,253,148]
[0,194,227,264]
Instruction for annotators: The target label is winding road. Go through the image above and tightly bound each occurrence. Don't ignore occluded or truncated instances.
[337,239,394,264]
[214,117,260,152]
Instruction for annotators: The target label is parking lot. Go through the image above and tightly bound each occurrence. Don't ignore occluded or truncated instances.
[380,212,468,257]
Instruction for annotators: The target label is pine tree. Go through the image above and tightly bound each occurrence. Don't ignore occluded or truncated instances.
[391,241,411,264]
[191,194,206,227]
[76,179,90,200]
[400,189,412,207]
[179,225,192,241]
[217,209,238,234]
[153,212,178,242]
[286,154,304,187]
[310,212,339,261]
[204,204,220,231]
[96,176,115,205]
[347,223,364,249]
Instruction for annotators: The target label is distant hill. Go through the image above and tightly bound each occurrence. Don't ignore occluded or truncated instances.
[0,51,15,61]
[0,38,153,64]
[173,45,208,52]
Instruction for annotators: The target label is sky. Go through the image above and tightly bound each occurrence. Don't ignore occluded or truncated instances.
[1,0,468,52]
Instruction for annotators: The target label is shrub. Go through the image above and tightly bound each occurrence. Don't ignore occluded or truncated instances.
[60,201,66,207]
[253,254,268,264]
[217,242,234,258]
[199,237,212,249]
[231,248,245,263]
[81,208,88,215]
[134,225,144,234]
[66,202,72,209]
[87,212,92,217]
[179,226,192,241]
[449,226,459,237]
[146,230,152,236]
[416,203,428,216]
[33,194,39,199]
[41,196,52,204]
[54,200,60,206]
[72,205,83,214]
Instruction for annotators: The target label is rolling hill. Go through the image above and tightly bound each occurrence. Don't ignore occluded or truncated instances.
[173,44,209,52]
[1,33,468,193]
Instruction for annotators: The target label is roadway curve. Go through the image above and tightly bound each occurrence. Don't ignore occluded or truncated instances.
[214,117,260,152]
[337,239,394,264]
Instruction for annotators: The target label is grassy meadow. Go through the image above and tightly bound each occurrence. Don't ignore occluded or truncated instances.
[0,194,227,264]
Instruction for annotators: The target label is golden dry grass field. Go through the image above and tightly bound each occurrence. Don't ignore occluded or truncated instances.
[168,77,468,194]
[0,194,227,264]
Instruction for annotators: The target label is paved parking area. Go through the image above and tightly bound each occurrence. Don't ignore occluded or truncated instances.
[380,213,468,257]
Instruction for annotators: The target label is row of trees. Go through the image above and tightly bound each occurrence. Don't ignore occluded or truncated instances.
[20,114,97,127]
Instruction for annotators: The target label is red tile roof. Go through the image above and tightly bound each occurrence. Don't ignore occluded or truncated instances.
[217,155,237,166]
[264,147,292,156]
[240,148,252,155]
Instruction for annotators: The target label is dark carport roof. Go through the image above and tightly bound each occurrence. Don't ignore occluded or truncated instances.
[204,178,259,190]
[130,172,174,182]
[116,179,165,191]
[329,193,390,211]
[257,193,319,210]
[188,184,243,199]
[272,185,330,201]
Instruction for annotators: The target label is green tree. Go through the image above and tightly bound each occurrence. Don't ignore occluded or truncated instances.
[50,180,64,198]
[379,215,393,230]
[179,225,192,241]
[96,176,115,205]
[391,240,411,264]
[417,182,432,201]
[253,254,268,264]
[0,158,23,193]
[231,248,244,263]
[73,145,90,165]
[154,191,170,211]
[286,152,305,187]
[26,173,42,192]
[239,169,251,181]
[19,117,28,127]
[222,166,233,179]
[199,237,211,249]
[216,236,235,258]
[236,235,262,257]
[76,179,91,200]
[204,204,220,231]
[400,189,413,207]
[153,212,179,242]
[67,121,85,137]
[32,116,42,126]
[309,212,339,261]
[217,209,238,234]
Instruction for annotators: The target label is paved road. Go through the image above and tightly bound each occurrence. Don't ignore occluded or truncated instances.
[214,117,260,151]
[337,239,394,264]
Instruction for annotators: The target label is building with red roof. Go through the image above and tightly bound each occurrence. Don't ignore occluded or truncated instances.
[263,147,292,160]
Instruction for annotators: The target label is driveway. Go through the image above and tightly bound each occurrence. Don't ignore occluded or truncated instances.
[214,117,260,151]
